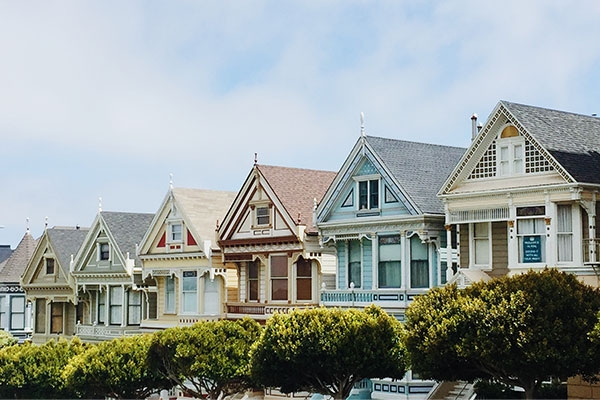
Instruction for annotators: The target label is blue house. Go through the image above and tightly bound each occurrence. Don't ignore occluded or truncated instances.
[316,131,464,398]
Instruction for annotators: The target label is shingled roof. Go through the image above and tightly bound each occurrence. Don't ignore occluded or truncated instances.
[47,227,89,272]
[0,232,37,283]
[366,136,466,214]
[502,101,600,184]
[0,245,12,264]
[100,211,154,264]
[257,164,337,232]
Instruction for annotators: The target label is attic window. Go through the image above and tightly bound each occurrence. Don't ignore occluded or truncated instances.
[500,125,519,138]
[46,258,55,275]
[170,223,182,242]
[256,207,270,226]
[100,243,110,261]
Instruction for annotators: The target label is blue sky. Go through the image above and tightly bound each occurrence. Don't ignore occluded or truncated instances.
[2,0,600,247]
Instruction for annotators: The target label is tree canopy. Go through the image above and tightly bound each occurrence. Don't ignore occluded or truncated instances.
[148,318,261,399]
[404,269,600,399]
[250,305,407,400]
[63,334,170,399]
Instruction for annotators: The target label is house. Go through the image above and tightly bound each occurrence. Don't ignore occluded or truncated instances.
[316,132,465,398]
[70,211,154,342]
[438,101,600,399]
[137,187,237,330]
[21,226,88,344]
[0,229,37,342]
[217,163,337,322]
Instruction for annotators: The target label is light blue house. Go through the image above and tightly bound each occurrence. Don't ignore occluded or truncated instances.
[316,131,464,399]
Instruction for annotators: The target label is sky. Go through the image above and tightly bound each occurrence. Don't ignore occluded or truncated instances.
[1,0,600,247]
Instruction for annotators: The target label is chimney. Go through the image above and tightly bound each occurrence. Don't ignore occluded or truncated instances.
[471,113,478,140]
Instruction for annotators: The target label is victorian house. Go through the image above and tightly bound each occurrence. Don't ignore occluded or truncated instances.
[21,226,88,344]
[70,211,154,342]
[218,163,337,321]
[315,132,464,399]
[137,187,236,330]
[440,101,600,286]
[0,228,37,342]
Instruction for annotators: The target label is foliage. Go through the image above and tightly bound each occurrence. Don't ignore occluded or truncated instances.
[250,305,407,400]
[405,269,600,399]
[149,318,261,399]
[63,334,170,399]
[0,337,87,398]
[474,379,566,399]
[0,331,17,349]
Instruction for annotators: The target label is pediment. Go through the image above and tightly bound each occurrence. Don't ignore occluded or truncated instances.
[23,235,69,286]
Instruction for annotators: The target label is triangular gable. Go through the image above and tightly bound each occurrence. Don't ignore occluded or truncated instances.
[22,232,71,287]
[138,190,204,256]
[447,269,492,289]
[72,214,127,273]
[440,102,575,195]
[218,166,298,241]
[317,137,419,224]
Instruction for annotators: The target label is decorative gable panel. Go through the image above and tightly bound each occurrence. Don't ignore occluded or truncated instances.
[356,159,378,176]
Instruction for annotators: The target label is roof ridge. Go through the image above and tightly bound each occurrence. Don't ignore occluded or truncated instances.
[257,164,336,174]
[365,135,466,150]
[501,100,600,122]
[101,210,154,216]
[50,226,90,230]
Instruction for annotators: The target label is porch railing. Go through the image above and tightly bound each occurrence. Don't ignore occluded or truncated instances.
[583,238,600,264]
[320,289,428,308]
[226,302,318,317]
[75,324,141,339]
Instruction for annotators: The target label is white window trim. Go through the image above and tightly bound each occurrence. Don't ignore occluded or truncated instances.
[469,222,493,270]
[43,256,56,276]
[164,276,176,314]
[269,253,289,303]
[407,233,433,289]
[515,206,547,267]
[255,206,271,227]
[353,174,381,211]
[167,221,184,244]
[294,258,314,303]
[496,135,526,177]
[180,270,199,315]
[375,234,403,290]
[97,241,111,266]
[246,261,260,303]
[345,240,364,289]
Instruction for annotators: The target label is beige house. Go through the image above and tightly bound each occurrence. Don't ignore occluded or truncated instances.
[21,226,88,344]
[137,187,236,330]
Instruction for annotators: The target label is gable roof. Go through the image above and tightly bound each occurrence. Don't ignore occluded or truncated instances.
[257,164,337,232]
[172,188,237,244]
[100,211,154,263]
[502,101,600,184]
[0,232,37,283]
[0,245,12,264]
[365,136,466,214]
[47,227,90,271]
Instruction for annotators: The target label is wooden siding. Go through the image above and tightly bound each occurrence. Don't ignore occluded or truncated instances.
[490,221,509,278]
[459,224,469,268]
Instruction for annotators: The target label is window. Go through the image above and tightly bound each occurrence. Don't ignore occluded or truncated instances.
[248,261,259,301]
[513,144,524,173]
[170,223,182,242]
[99,243,110,261]
[497,128,525,176]
[109,286,123,325]
[410,236,429,288]
[10,297,25,330]
[0,296,6,329]
[296,258,312,301]
[35,299,46,334]
[165,276,175,313]
[517,206,546,263]
[358,180,379,210]
[473,223,490,266]
[348,240,361,288]
[379,236,401,288]
[182,271,198,313]
[384,186,398,203]
[128,291,141,325]
[342,189,354,208]
[557,204,573,262]
[51,302,63,334]
[46,258,55,275]
[256,207,270,226]
[98,291,106,323]
[271,256,288,301]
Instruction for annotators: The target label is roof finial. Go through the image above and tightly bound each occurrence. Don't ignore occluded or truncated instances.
[360,112,365,137]
[98,197,102,212]
[297,213,302,224]
[44,216,48,230]
[254,152,258,165]
[169,173,173,190]
[313,197,318,211]
[26,217,30,232]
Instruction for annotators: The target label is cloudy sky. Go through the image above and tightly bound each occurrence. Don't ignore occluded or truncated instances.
[2,0,600,247]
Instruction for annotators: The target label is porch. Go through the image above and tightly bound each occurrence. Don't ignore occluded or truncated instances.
[226,302,319,320]
[320,288,428,309]
[75,323,143,341]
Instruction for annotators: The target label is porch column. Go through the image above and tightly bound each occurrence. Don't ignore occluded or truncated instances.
[400,232,408,289]
[46,298,51,335]
[445,225,453,282]
[105,285,109,326]
[62,303,66,334]
[589,194,597,263]
[121,285,126,327]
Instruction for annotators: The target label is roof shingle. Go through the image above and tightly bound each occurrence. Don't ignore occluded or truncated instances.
[100,212,154,264]
[0,232,37,283]
[47,227,89,272]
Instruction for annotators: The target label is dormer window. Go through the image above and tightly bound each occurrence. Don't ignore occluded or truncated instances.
[170,223,182,242]
[46,258,55,275]
[256,207,270,226]
[497,125,525,177]
[358,179,379,210]
[99,243,110,261]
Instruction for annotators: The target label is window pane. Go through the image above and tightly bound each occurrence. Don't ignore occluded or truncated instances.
[257,207,270,225]
[171,224,182,241]
[359,181,368,209]
[411,237,428,260]
[249,280,258,301]
[98,304,105,323]
[110,287,123,305]
[517,206,545,216]
[475,239,490,265]
[183,292,197,313]
[165,277,175,313]
[514,144,523,159]
[46,259,54,274]
[379,261,401,288]
[11,297,25,313]
[514,159,523,173]
[183,272,197,291]
[271,279,288,300]
[348,262,361,288]
[557,205,572,232]
[410,260,429,288]
[349,240,361,262]
[558,234,573,262]
[248,262,259,279]
[297,278,311,301]
[128,305,141,325]
[11,314,24,330]
[519,235,545,263]
[474,223,488,238]
[370,180,379,209]
[297,259,311,277]
[500,146,509,161]
[35,299,46,333]
[271,256,288,277]
[110,305,122,324]
[100,243,110,260]
[129,291,141,305]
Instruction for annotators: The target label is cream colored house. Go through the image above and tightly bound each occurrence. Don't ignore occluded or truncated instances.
[137,187,236,330]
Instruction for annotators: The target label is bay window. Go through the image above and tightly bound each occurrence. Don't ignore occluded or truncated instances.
[109,286,123,325]
[296,258,312,301]
[517,206,546,263]
[378,236,401,288]
[10,297,25,330]
[182,271,198,313]
[248,261,259,301]
[410,236,429,288]
[348,240,361,288]
[271,256,288,301]
[165,276,175,313]
[557,204,573,262]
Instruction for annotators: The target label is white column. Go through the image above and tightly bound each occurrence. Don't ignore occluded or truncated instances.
[508,203,518,268]
[573,204,583,266]
[26,300,32,331]
[46,299,51,335]
[546,200,557,266]
[401,232,408,289]
[62,303,66,334]
[372,234,378,289]
[446,225,453,281]
[589,196,597,263]
[121,285,126,327]
[105,285,109,326]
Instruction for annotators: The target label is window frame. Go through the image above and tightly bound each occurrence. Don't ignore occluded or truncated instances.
[109,286,123,325]
[10,296,25,331]
[98,242,110,262]
[270,254,288,302]
[516,205,547,265]
[496,130,526,177]
[557,203,574,263]
[127,290,142,325]
[409,235,430,289]
[0,295,6,330]
[168,222,183,243]
[45,257,55,275]
[347,240,362,289]
[50,302,63,334]
[377,235,402,289]
[295,257,312,302]
[469,222,492,269]
[247,261,260,302]
[354,175,381,211]
[181,271,198,314]
[255,206,271,227]
[164,276,176,314]
[98,290,106,324]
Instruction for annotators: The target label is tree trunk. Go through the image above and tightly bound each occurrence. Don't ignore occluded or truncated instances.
[523,384,536,400]
[333,392,345,400]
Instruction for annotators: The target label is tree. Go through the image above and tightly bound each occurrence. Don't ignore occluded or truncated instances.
[0,331,17,349]
[148,318,261,399]
[250,306,407,400]
[63,334,170,399]
[0,337,87,398]
[404,269,600,399]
